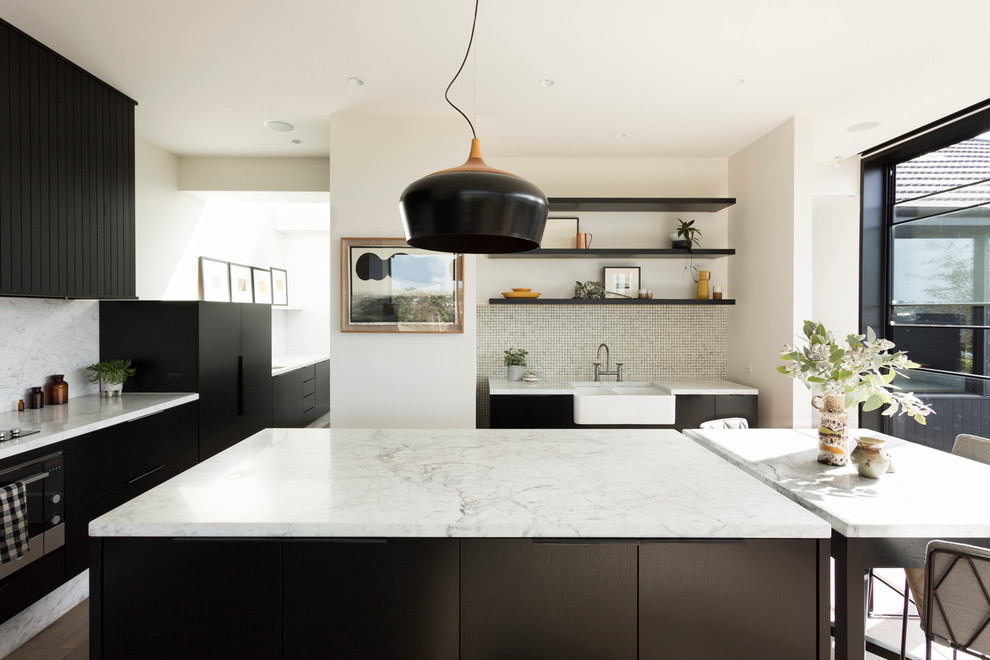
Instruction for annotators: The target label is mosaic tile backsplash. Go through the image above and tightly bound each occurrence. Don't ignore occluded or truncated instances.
[476,304,727,427]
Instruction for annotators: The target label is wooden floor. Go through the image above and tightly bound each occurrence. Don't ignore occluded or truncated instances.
[4,601,88,660]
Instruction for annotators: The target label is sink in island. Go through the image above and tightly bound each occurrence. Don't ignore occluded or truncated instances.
[89,428,829,659]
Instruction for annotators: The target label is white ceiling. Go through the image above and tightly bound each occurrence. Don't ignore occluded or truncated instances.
[2,0,988,161]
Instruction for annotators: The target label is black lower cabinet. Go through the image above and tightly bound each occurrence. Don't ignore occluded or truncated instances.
[0,550,66,625]
[639,539,823,659]
[490,393,759,430]
[64,402,198,577]
[93,538,280,660]
[675,394,759,429]
[460,539,638,660]
[272,360,330,428]
[282,538,458,659]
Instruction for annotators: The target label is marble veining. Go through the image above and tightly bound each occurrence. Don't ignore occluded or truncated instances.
[89,428,829,539]
[0,298,100,411]
[0,569,87,658]
[684,427,990,538]
[0,393,199,461]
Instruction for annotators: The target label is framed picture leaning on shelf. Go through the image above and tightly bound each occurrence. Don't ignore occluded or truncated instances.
[271,268,288,306]
[341,237,464,333]
[252,267,273,304]
[229,263,254,303]
[603,266,640,299]
[199,257,231,302]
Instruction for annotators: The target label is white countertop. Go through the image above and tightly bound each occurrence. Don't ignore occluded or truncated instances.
[488,377,757,395]
[0,393,199,462]
[684,427,990,539]
[271,353,329,377]
[89,427,829,539]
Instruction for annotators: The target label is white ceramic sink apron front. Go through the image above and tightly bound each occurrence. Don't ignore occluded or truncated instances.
[570,382,676,425]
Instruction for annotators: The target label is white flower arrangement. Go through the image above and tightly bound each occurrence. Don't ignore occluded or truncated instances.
[778,321,934,424]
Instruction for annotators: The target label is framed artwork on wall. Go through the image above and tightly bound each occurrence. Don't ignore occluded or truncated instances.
[341,237,464,333]
[603,266,640,299]
[540,217,580,249]
[229,263,254,303]
[199,257,231,302]
[252,267,273,304]
[271,268,288,306]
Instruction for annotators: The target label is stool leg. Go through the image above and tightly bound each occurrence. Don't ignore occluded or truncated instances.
[900,575,910,659]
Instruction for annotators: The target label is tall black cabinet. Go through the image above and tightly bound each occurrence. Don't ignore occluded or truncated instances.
[1,18,137,299]
[100,301,272,460]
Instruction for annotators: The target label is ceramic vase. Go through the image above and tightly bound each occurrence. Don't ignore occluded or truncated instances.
[100,379,123,397]
[812,393,849,465]
[506,365,524,382]
[850,438,890,479]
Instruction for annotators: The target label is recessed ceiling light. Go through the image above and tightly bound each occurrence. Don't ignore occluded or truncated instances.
[847,121,881,133]
[538,78,555,88]
[348,77,366,86]
[726,78,746,87]
[291,139,303,144]
[263,120,294,132]
[613,132,627,139]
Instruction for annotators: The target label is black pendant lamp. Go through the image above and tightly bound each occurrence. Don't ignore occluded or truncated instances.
[400,0,549,254]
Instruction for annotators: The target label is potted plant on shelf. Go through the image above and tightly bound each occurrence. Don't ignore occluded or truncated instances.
[778,321,933,467]
[504,348,528,382]
[87,359,137,397]
[670,218,701,251]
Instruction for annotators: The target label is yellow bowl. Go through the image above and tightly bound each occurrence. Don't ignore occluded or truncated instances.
[502,291,542,298]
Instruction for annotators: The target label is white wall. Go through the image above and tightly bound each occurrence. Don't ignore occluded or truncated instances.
[727,118,815,428]
[134,137,206,300]
[329,116,477,428]
[178,157,330,193]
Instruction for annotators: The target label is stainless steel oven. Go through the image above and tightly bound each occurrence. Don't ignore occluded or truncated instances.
[0,451,64,581]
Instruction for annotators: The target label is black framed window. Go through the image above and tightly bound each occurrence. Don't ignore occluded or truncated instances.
[861,103,990,451]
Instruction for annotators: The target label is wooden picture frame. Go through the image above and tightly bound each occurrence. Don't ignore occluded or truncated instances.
[252,267,273,304]
[229,263,254,303]
[199,257,231,302]
[603,266,640,299]
[271,268,288,306]
[541,217,580,249]
[341,237,464,333]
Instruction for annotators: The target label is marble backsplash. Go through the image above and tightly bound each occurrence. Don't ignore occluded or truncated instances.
[0,298,100,412]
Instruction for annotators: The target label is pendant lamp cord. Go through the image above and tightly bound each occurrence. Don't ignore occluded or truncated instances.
[444,0,479,139]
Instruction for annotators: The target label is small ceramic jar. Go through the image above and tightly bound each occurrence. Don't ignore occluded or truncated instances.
[850,437,890,479]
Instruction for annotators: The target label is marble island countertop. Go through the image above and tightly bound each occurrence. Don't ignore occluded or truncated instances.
[488,377,757,395]
[0,392,199,462]
[684,427,990,539]
[89,427,829,540]
[271,353,329,377]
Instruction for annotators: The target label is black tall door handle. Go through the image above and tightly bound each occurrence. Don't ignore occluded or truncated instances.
[237,355,244,416]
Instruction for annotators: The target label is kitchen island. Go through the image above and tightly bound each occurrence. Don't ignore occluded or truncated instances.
[89,428,830,659]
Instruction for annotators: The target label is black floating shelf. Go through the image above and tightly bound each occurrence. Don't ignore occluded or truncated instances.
[547,197,736,213]
[489,298,735,305]
[488,248,734,259]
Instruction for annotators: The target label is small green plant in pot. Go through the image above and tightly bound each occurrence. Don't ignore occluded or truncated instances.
[504,348,528,382]
[87,359,136,397]
[671,218,701,251]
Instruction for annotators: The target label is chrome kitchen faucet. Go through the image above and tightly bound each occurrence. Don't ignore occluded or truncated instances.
[593,343,623,382]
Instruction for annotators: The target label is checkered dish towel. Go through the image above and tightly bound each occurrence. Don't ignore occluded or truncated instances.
[0,482,29,563]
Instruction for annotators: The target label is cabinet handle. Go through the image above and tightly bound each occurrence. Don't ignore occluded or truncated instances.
[237,355,244,416]
[128,464,165,485]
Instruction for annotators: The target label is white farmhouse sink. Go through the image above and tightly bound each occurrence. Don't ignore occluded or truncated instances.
[570,382,676,425]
